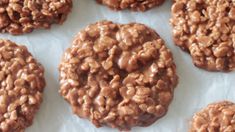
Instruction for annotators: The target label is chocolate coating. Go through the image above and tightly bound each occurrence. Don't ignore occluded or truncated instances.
[59,21,178,130]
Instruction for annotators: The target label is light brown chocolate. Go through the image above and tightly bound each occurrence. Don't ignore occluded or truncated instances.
[96,0,165,11]
[190,101,235,132]
[0,39,45,132]
[0,0,72,35]
[170,0,235,71]
[59,20,178,130]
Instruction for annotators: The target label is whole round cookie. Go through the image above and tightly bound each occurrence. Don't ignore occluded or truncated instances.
[59,21,178,130]
[171,0,235,71]
[0,0,72,35]
[190,101,235,132]
[96,0,165,11]
[0,39,45,132]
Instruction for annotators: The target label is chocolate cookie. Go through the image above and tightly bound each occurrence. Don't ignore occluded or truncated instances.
[170,0,235,71]
[96,0,165,11]
[0,39,45,132]
[190,101,235,132]
[59,21,178,130]
[0,0,72,35]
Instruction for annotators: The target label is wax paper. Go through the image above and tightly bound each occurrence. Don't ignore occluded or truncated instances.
[1,0,235,132]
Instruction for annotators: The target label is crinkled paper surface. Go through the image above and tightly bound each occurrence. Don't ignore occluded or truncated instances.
[1,0,235,132]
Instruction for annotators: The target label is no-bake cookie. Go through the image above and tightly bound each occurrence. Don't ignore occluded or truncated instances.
[59,21,178,130]
[190,101,235,132]
[0,0,72,35]
[0,39,45,132]
[171,0,235,71]
[96,0,165,11]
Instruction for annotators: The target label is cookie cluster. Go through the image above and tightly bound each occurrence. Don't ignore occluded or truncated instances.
[59,21,178,130]
[96,0,165,11]
[0,0,234,131]
[190,101,235,132]
[0,39,45,132]
[0,0,72,35]
[171,0,235,71]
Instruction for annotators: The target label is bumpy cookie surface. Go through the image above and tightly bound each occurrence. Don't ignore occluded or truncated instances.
[0,0,72,35]
[0,39,45,132]
[190,101,235,132]
[96,0,165,11]
[59,21,178,130]
[171,0,235,71]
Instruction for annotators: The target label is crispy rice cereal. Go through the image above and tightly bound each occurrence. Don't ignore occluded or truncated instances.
[190,101,235,132]
[0,0,72,35]
[171,0,235,71]
[96,0,165,11]
[0,39,45,132]
[59,21,178,130]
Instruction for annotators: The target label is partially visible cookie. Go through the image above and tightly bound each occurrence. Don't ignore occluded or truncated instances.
[190,101,235,132]
[170,0,235,71]
[0,0,72,35]
[96,0,165,11]
[0,39,46,132]
[59,20,178,130]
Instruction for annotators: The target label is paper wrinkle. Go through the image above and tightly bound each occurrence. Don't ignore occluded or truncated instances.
[0,0,235,132]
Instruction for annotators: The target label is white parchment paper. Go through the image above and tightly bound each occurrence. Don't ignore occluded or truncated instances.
[1,0,235,132]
